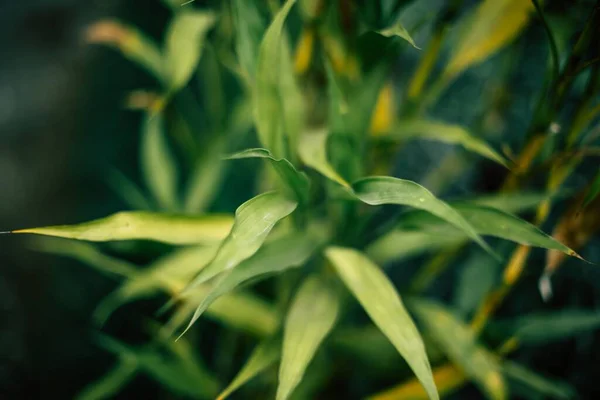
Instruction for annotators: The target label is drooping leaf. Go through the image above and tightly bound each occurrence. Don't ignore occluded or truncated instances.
[277,276,340,400]
[13,211,233,244]
[582,170,600,209]
[164,10,215,91]
[217,339,280,400]
[325,247,439,400]
[85,20,164,80]
[352,176,493,256]
[184,233,320,324]
[410,298,506,400]
[443,0,534,81]
[226,148,310,204]
[298,129,351,188]
[378,120,509,167]
[141,112,179,210]
[502,360,575,400]
[377,20,420,49]
[254,0,297,157]
[76,359,137,400]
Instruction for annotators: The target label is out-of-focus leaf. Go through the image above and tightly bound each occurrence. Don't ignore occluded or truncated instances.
[499,310,600,345]
[502,360,575,400]
[107,168,153,211]
[185,233,320,324]
[33,237,137,278]
[444,0,534,80]
[232,0,266,81]
[454,251,499,317]
[227,148,310,204]
[277,276,340,400]
[76,359,137,400]
[141,112,179,210]
[85,20,164,80]
[13,212,233,244]
[254,0,297,157]
[298,129,351,188]
[217,339,280,400]
[280,37,305,158]
[164,10,215,92]
[410,299,506,400]
[184,138,227,213]
[377,20,420,49]
[582,170,600,209]
[465,192,552,214]
[353,176,493,256]
[325,247,439,400]
[379,120,509,167]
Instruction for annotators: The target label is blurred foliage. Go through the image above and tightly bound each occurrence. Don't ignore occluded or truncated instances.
[3,0,600,399]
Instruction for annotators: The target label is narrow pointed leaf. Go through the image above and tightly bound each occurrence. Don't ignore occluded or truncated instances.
[277,276,340,400]
[582,170,600,209]
[107,168,153,210]
[141,112,179,210]
[254,0,297,156]
[187,233,320,323]
[352,176,493,256]
[232,0,266,81]
[76,359,137,400]
[465,192,552,214]
[13,211,233,244]
[298,129,350,188]
[502,360,575,400]
[184,138,227,213]
[377,21,420,49]
[227,148,310,204]
[325,247,439,400]
[218,339,280,400]
[379,120,508,167]
[164,10,216,92]
[410,299,506,400]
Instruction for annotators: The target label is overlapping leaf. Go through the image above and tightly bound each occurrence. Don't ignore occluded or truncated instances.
[325,247,439,400]
[298,129,351,188]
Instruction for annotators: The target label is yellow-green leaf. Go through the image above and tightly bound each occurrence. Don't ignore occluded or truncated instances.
[277,276,340,400]
[164,10,216,91]
[444,0,534,80]
[13,211,233,244]
[217,339,280,400]
[298,129,351,188]
[254,0,297,157]
[378,20,420,49]
[141,112,179,210]
[582,170,600,209]
[502,360,575,400]
[227,148,310,204]
[410,298,506,400]
[379,120,509,167]
[325,247,439,400]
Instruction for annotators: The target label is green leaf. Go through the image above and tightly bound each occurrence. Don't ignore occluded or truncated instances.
[232,0,266,81]
[164,10,216,92]
[325,247,439,400]
[217,339,280,400]
[277,276,340,400]
[33,237,137,278]
[254,0,297,157]
[410,299,506,400]
[352,176,493,256]
[13,211,233,244]
[298,129,351,188]
[502,360,575,400]
[379,120,509,167]
[444,0,534,81]
[185,233,320,324]
[141,112,179,210]
[107,168,154,211]
[582,170,600,209]
[227,148,310,204]
[184,138,227,213]
[465,192,553,214]
[377,20,420,49]
[76,359,137,400]
[501,310,600,345]
[454,251,499,317]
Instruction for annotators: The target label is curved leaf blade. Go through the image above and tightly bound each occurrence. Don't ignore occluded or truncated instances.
[277,276,340,400]
[298,129,351,188]
[325,247,439,400]
[13,212,233,244]
[76,359,137,400]
[377,21,420,49]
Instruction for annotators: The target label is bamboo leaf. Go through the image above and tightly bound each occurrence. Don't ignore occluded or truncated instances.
[582,170,600,209]
[141,112,179,210]
[410,299,506,400]
[76,359,137,400]
[379,120,509,167]
[444,0,534,80]
[377,20,420,49]
[227,148,310,204]
[353,176,493,256]
[232,0,266,81]
[185,233,319,324]
[184,138,227,213]
[502,360,575,400]
[325,247,439,400]
[254,0,297,157]
[217,339,280,400]
[164,10,216,92]
[298,129,351,188]
[277,276,340,400]
[107,168,154,211]
[13,212,233,244]
[465,192,553,214]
